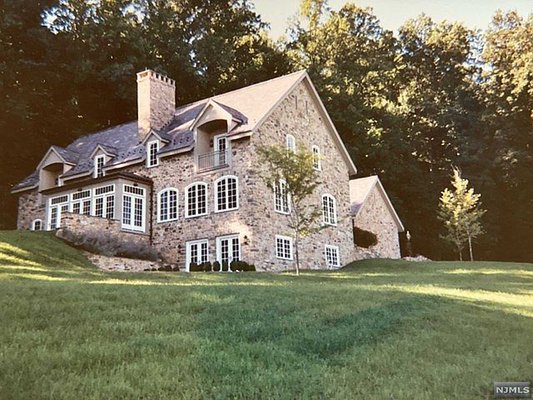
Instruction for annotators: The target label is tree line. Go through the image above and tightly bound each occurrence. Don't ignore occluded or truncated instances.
[0,0,531,261]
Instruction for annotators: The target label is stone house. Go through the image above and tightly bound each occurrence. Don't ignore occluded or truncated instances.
[12,70,404,271]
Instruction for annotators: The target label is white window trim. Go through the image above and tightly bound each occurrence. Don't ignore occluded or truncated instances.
[146,140,160,168]
[94,155,106,178]
[157,187,179,223]
[185,182,209,218]
[92,185,115,219]
[216,234,241,265]
[274,179,290,215]
[214,175,239,213]
[47,195,70,230]
[275,235,294,260]
[324,245,340,268]
[322,193,337,226]
[312,145,321,171]
[286,134,296,153]
[122,185,146,232]
[185,239,209,272]
[31,219,43,231]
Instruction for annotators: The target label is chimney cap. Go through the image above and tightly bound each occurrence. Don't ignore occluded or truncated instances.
[136,69,175,86]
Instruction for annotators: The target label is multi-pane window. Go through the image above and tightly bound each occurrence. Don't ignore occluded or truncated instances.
[94,155,105,178]
[72,190,91,215]
[49,195,69,230]
[215,176,238,212]
[312,145,321,170]
[274,180,290,214]
[325,245,340,268]
[275,235,293,260]
[158,188,178,222]
[216,235,240,267]
[286,134,296,153]
[147,140,159,167]
[322,194,337,225]
[32,219,43,231]
[186,182,207,217]
[186,239,209,271]
[93,185,115,219]
[122,185,145,231]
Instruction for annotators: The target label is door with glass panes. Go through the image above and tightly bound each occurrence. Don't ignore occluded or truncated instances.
[216,235,240,269]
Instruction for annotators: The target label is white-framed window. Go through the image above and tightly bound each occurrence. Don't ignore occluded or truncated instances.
[94,155,106,178]
[93,185,115,219]
[322,194,337,225]
[216,235,240,266]
[122,185,146,232]
[312,145,321,170]
[48,194,69,230]
[275,235,293,260]
[186,239,209,271]
[274,179,290,214]
[157,188,178,222]
[286,134,296,153]
[215,175,238,212]
[325,245,340,268]
[146,140,159,167]
[72,189,91,216]
[186,182,208,217]
[31,219,43,231]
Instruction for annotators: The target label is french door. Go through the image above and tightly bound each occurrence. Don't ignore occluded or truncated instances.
[214,135,228,167]
[216,235,240,267]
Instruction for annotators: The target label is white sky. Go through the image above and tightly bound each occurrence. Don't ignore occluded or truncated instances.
[252,0,532,37]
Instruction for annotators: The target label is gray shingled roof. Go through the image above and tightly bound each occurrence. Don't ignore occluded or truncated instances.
[13,71,308,192]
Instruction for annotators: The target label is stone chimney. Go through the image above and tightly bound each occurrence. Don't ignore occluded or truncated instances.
[137,69,176,140]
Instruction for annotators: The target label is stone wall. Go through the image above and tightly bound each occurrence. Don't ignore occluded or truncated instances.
[84,252,172,272]
[353,185,401,259]
[16,190,45,230]
[58,212,150,247]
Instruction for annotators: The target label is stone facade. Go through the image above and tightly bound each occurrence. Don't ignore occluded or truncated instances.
[17,191,44,230]
[353,185,401,259]
[84,253,171,272]
[58,212,150,247]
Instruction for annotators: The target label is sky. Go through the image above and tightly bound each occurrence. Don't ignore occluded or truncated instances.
[252,0,532,38]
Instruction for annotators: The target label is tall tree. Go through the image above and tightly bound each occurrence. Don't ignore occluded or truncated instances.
[438,168,485,261]
[258,145,322,275]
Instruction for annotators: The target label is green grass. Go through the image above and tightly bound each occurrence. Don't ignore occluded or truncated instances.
[0,231,532,399]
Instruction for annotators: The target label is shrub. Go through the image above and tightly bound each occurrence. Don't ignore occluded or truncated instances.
[189,262,201,272]
[212,261,221,272]
[57,228,160,261]
[354,227,378,248]
[221,261,229,272]
[230,260,256,272]
[200,262,212,272]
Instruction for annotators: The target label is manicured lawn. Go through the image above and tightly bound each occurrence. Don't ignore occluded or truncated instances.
[0,231,532,399]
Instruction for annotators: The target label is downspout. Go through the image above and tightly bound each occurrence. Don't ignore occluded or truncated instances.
[149,181,154,246]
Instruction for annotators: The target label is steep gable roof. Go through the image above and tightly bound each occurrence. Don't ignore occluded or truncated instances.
[350,175,404,232]
[12,70,356,191]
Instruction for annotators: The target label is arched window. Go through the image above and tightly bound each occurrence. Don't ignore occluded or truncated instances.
[312,145,321,170]
[286,134,296,153]
[215,176,238,212]
[186,182,208,217]
[31,219,43,231]
[322,194,337,225]
[158,188,178,222]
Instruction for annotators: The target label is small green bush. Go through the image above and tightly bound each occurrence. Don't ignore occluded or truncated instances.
[354,227,378,248]
[201,262,212,272]
[221,261,229,272]
[230,260,256,272]
[212,261,221,272]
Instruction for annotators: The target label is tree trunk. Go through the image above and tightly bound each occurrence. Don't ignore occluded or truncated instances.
[468,235,474,261]
[295,234,300,276]
[458,248,463,261]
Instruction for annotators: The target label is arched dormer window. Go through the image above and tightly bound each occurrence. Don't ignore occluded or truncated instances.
[322,194,337,225]
[158,188,178,222]
[286,134,296,153]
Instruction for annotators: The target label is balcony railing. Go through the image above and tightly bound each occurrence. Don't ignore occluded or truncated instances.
[197,150,230,172]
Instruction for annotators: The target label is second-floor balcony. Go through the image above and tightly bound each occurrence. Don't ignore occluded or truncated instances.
[197,150,230,173]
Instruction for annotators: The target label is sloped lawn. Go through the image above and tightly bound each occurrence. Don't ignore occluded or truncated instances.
[0,231,531,399]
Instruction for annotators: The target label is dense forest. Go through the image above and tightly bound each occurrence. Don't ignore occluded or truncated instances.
[0,0,531,261]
